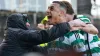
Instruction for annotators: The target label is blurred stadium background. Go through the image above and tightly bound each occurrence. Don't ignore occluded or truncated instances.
[0,0,100,43]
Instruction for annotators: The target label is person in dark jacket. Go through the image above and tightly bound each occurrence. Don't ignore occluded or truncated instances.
[0,13,86,56]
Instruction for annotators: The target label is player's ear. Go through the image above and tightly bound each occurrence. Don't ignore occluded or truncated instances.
[60,10,64,14]
[60,10,66,16]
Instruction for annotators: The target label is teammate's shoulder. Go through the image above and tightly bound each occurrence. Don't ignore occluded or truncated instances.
[77,14,91,23]
[77,15,88,19]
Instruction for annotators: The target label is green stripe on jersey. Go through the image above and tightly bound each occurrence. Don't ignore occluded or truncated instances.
[90,35,99,43]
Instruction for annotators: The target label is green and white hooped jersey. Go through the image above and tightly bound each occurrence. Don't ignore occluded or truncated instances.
[47,15,100,56]
[64,15,100,56]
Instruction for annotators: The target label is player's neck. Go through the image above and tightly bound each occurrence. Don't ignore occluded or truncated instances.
[66,14,74,21]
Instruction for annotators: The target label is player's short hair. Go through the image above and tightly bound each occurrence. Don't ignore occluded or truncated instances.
[53,1,74,15]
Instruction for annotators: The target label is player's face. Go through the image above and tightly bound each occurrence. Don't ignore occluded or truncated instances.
[46,3,62,25]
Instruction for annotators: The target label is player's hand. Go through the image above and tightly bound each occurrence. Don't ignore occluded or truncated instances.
[37,23,45,30]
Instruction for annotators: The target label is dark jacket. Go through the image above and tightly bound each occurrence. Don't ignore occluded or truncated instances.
[0,13,70,56]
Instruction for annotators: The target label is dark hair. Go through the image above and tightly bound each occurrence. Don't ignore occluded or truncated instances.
[53,1,74,15]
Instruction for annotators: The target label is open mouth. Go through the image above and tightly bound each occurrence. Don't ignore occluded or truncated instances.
[47,15,52,24]
[47,16,52,19]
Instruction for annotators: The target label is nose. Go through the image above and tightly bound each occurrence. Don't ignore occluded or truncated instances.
[26,22,30,27]
[46,9,50,15]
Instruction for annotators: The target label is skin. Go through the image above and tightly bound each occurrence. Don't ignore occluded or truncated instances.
[81,24,98,34]
[37,23,45,30]
[46,3,98,34]
[46,3,67,25]
[26,22,30,27]
[37,23,53,30]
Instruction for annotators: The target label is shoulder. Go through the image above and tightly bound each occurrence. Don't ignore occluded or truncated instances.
[8,28,30,35]
[77,15,91,23]
[7,28,21,34]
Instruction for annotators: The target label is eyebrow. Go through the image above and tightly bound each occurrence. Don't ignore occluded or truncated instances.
[48,6,54,8]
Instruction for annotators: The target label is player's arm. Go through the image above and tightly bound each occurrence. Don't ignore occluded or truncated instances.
[77,15,98,34]
[80,23,98,34]
[70,23,98,34]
